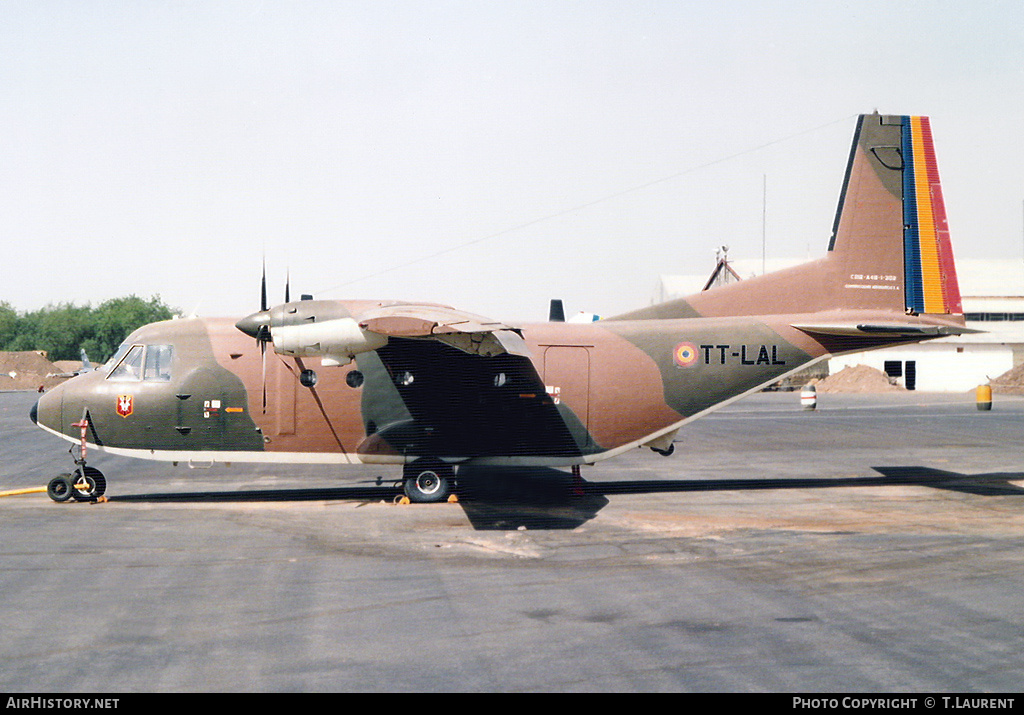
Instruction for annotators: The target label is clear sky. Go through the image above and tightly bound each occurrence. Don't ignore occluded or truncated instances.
[2,0,1022,322]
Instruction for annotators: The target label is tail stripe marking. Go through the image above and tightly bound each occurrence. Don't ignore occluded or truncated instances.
[902,118,924,313]
[919,117,963,314]
[912,117,944,313]
[902,116,960,315]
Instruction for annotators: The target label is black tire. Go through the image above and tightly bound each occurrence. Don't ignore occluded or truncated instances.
[72,466,106,501]
[403,460,453,503]
[47,474,74,503]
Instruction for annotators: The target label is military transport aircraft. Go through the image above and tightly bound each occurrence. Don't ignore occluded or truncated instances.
[32,113,970,503]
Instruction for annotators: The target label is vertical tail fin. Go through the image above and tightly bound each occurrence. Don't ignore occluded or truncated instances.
[828,113,962,316]
[615,113,963,321]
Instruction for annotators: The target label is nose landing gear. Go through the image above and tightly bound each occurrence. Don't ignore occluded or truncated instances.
[47,411,107,503]
[47,467,106,503]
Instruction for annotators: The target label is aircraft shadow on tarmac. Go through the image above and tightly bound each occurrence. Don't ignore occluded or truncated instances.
[106,466,611,531]
[104,464,1024,531]
[588,466,1024,499]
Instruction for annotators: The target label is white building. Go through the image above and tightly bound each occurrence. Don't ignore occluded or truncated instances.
[656,258,1024,392]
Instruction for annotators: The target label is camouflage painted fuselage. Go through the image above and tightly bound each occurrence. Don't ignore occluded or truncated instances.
[33,304,956,468]
[32,113,969,470]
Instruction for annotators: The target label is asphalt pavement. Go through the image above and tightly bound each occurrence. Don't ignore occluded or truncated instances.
[2,389,1023,692]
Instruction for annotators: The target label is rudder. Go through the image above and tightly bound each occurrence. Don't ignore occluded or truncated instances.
[901,116,962,315]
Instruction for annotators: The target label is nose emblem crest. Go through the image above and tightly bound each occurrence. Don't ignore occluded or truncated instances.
[116,395,134,418]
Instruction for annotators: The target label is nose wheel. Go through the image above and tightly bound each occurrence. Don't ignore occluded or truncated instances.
[47,466,107,503]
[46,473,75,502]
[71,466,106,501]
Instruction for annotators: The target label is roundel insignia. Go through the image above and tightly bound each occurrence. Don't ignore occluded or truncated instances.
[673,342,698,367]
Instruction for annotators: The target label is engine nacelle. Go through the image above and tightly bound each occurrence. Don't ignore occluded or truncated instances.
[271,317,388,366]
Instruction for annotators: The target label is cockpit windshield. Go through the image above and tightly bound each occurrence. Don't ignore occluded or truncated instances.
[107,345,144,381]
[107,345,174,382]
[104,343,132,375]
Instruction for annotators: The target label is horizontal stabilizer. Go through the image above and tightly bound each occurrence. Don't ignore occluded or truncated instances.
[792,321,980,338]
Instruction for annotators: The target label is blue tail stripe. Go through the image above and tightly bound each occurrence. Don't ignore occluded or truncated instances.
[901,116,924,313]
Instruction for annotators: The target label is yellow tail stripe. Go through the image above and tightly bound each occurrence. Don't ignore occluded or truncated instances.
[911,116,945,314]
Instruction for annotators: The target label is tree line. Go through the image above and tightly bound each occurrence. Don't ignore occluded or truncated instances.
[0,296,178,363]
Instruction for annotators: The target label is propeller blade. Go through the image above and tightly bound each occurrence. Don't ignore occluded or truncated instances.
[262,261,270,412]
[285,269,290,304]
[261,261,268,313]
[261,339,267,414]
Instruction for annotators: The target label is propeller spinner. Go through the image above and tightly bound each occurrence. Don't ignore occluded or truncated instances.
[235,264,276,342]
[235,311,273,342]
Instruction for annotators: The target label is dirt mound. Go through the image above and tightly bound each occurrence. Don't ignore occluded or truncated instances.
[809,364,905,393]
[989,362,1024,395]
[0,351,69,391]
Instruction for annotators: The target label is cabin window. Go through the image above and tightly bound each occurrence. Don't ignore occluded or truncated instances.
[107,345,145,381]
[144,345,174,381]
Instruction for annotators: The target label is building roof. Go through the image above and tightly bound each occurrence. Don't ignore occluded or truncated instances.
[954,259,1024,298]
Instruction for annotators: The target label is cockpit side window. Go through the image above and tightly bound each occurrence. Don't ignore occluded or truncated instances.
[144,345,174,381]
[107,345,145,382]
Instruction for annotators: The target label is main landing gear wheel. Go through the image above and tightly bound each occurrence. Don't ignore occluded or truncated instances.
[47,474,75,503]
[71,466,106,502]
[402,459,454,503]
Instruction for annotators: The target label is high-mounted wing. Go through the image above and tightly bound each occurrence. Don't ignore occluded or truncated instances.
[236,300,528,366]
[356,304,530,359]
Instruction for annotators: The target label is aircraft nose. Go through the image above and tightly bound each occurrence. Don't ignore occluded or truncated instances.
[236,310,271,340]
[32,381,66,435]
